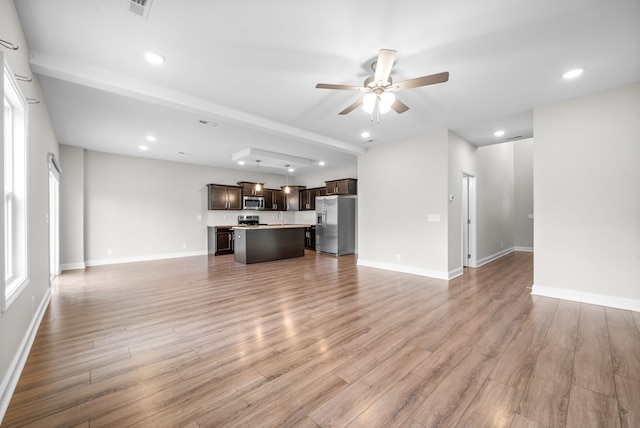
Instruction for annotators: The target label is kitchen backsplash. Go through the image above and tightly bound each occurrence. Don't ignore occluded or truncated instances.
[207,210,315,226]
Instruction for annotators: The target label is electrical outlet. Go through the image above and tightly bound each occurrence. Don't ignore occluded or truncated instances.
[31,296,35,310]
[183,243,187,249]
[107,249,113,256]
[396,254,401,262]
[196,214,202,221]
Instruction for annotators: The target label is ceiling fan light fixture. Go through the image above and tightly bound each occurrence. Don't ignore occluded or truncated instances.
[378,92,395,114]
[362,93,377,113]
[379,92,395,107]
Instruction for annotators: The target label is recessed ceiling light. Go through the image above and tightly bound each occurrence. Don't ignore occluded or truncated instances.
[361,131,370,138]
[238,160,245,165]
[139,145,149,151]
[144,51,165,65]
[146,135,157,142]
[288,167,295,173]
[319,161,325,166]
[494,130,505,137]
[563,68,583,79]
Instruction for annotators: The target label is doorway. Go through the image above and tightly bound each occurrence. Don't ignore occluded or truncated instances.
[462,173,476,268]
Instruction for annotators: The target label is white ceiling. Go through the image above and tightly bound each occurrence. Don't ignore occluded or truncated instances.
[14,0,640,176]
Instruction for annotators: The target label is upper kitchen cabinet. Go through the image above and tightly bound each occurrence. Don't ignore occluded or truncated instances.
[300,187,325,211]
[325,178,357,195]
[282,186,305,211]
[263,188,285,211]
[207,184,242,210]
[237,181,264,197]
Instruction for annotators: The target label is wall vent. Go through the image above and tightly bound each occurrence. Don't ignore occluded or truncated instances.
[125,0,153,19]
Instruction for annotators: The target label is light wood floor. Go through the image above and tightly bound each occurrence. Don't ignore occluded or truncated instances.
[3,251,640,427]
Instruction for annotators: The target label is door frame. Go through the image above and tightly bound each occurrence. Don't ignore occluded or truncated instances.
[48,153,61,281]
[462,171,477,268]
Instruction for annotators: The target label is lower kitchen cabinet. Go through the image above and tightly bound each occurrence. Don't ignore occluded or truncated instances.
[305,226,316,250]
[208,226,234,255]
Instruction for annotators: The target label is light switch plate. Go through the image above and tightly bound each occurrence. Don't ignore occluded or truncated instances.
[428,214,441,222]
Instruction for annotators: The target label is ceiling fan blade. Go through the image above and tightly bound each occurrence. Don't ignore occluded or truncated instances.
[395,71,449,91]
[373,49,397,84]
[316,83,364,91]
[391,98,409,114]
[339,98,364,115]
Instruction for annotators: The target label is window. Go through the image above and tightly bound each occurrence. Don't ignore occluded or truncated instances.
[2,56,29,311]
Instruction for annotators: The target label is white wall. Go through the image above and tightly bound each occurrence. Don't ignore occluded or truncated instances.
[474,142,515,263]
[358,130,450,279]
[0,0,59,420]
[59,145,84,269]
[533,83,640,311]
[514,138,534,250]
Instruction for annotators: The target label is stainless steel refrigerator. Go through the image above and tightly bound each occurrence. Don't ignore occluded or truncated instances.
[315,196,356,255]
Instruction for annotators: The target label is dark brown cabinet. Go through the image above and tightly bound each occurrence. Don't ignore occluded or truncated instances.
[237,181,264,197]
[300,187,324,211]
[215,227,234,255]
[207,184,242,210]
[325,178,357,195]
[282,186,305,211]
[263,188,285,211]
[304,226,316,250]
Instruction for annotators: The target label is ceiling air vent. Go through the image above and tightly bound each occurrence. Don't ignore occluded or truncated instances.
[125,0,153,19]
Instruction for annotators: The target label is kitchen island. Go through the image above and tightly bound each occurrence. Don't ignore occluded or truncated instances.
[233,225,306,264]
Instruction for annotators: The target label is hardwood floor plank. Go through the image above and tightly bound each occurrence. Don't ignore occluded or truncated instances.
[608,325,640,381]
[565,384,620,428]
[606,307,639,330]
[345,373,433,428]
[510,413,545,428]
[614,375,640,428]
[408,344,499,427]
[544,299,581,350]
[516,344,574,427]
[454,378,522,428]
[488,303,554,391]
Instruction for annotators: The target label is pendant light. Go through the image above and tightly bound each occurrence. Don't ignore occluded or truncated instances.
[255,160,262,192]
[284,165,290,194]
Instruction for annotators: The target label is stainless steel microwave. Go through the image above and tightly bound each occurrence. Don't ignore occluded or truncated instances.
[243,196,265,210]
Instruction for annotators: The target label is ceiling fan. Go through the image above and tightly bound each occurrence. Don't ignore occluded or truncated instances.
[316,49,449,116]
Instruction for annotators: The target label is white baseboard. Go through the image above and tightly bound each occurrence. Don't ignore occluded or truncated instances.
[0,289,51,423]
[514,246,534,252]
[85,250,208,267]
[532,284,640,312]
[357,259,450,281]
[476,247,515,267]
[60,262,86,271]
[448,267,464,280]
